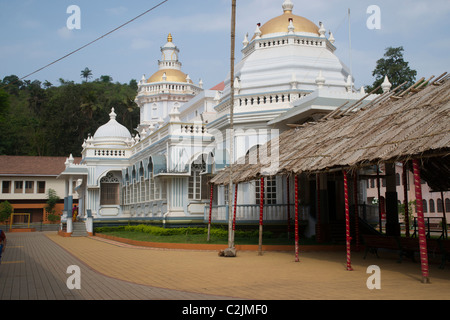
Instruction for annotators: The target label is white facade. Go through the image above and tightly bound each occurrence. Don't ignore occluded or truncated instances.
[60,1,381,232]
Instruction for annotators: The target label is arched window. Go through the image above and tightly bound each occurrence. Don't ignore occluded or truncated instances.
[429,199,435,213]
[188,155,206,200]
[148,160,154,201]
[100,172,120,205]
[422,199,428,213]
[437,198,443,213]
[446,198,450,212]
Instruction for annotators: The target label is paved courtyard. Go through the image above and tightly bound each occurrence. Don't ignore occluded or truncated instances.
[1,231,450,301]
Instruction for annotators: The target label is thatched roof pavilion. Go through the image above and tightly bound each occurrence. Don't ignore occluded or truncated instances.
[211,73,449,191]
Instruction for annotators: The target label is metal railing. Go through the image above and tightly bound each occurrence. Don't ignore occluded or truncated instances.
[412,217,448,239]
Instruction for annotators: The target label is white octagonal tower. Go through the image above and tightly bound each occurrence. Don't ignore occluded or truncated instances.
[134,34,203,135]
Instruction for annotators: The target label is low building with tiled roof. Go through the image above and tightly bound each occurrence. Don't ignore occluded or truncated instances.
[0,155,80,224]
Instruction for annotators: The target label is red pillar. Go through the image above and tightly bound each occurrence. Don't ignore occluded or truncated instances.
[376,166,383,233]
[353,172,360,251]
[207,183,214,241]
[316,173,322,243]
[402,162,410,237]
[441,191,448,239]
[343,170,353,271]
[294,175,300,262]
[258,177,264,256]
[287,176,291,239]
[412,159,430,283]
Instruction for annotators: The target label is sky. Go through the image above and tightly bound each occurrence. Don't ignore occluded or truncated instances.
[1,0,449,90]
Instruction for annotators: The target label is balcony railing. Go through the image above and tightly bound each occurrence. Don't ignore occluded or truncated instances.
[204,203,309,224]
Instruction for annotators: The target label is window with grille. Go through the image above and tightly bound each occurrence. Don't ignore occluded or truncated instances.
[37,181,45,193]
[25,181,34,193]
[154,178,161,200]
[255,177,277,205]
[140,177,146,203]
[100,172,120,205]
[429,199,435,213]
[2,181,11,193]
[15,181,23,193]
[188,162,205,200]
[149,176,155,200]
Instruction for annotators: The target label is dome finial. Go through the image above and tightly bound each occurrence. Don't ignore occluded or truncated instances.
[282,0,294,13]
[381,75,392,93]
[109,108,117,120]
[167,33,173,43]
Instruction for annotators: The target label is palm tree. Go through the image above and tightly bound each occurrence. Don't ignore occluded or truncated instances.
[80,67,93,82]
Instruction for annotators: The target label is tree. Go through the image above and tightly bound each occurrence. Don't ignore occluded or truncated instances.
[98,75,113,83]
[0,200,13,223]
[43,80,53,89]
[367,46,417,92]
[80,67,93,82]
[45,189,60,214]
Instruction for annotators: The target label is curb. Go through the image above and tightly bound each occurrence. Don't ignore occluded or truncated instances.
[94,233,346,252]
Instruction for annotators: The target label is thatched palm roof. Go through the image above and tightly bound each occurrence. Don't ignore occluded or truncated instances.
[211,73,450,191]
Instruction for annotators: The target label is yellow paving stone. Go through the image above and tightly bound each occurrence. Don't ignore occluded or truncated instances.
[47,233,450,300]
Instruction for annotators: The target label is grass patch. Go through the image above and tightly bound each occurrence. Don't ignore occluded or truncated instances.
[94,224,317,245]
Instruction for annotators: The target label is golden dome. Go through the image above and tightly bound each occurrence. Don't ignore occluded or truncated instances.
[147,69,192,84]
[253,11,319,39]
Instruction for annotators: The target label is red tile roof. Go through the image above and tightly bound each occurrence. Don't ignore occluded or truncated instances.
[210,81,225,91]
[0,156,81,176]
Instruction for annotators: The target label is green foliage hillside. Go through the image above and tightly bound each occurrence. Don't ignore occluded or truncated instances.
[0,74,139,157]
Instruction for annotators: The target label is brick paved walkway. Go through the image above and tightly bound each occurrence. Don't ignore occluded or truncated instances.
[1,231,450,301]
[0,232,232,300]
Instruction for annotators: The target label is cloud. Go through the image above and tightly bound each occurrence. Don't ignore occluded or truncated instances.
[57,26,74,40]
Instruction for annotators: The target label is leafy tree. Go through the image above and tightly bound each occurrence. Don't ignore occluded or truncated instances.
[2,75,23,96]
[43,80,53,89]
[367,46,417,92]
[80,67,93,82]
[98,75,113,83]
[45,189,61,222]
[45,188,60,215]
[0,200,13,223]
[0,74,139,157]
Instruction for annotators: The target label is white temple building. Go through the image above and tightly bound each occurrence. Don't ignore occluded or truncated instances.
[59,0,384,235]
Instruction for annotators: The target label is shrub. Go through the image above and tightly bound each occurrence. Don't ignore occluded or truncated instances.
[94,224,274,239]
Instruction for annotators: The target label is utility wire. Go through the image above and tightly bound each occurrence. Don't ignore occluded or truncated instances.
[1,0,169,90]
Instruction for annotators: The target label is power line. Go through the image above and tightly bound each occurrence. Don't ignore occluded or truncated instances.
[1,0,169,89]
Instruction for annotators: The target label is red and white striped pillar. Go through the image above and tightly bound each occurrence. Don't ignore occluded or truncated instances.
[232,183,238,231]
[402,162,410,237]
[207,183,214,241]
[412,159,430,283]
[258,177,264,256]
[316,173,322,243]
[295,175,300,262]
[287,176,291,239]
[343,170,353,271]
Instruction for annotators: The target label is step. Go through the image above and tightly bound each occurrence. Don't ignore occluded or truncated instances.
[71,222,88,237]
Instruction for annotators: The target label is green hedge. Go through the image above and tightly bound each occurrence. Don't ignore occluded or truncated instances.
[94,224,273,238]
